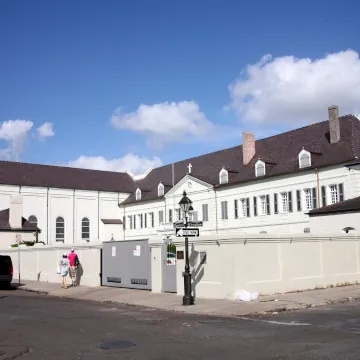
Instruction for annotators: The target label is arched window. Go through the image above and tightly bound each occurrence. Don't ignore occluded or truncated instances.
[55,217,65,242]
[135,188,141,200]
[158,183,164,196]
[299,150,311,168]
[81,217,90,240]
[255,160,265,177]
[219,168,228,184]
[28,215,38,227]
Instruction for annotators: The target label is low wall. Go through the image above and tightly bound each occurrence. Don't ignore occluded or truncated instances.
[173,233,360,300]
[0,243,102,286]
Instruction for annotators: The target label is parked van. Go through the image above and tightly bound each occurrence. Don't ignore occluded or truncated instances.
[0,255,13,288]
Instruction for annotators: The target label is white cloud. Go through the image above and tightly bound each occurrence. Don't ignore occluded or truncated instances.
[0,120,33,161]
[111,101,215,149]
[67,153,163,175]
[229,50,360,124]
[37,122,54,140]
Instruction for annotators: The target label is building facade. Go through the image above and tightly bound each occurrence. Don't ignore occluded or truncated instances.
[0,105,359,245]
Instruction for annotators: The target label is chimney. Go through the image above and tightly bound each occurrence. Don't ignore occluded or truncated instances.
[242,132,256,165]
[328,105,340,144]
[9,194,23,229]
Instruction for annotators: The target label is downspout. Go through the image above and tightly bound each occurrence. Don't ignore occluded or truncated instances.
[46,187,49,245]
[97,191,100,241]
[214,187,219,234]
[73,189,75,243]
[315,168,320,207]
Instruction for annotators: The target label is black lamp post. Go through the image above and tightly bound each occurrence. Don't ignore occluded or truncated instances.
[179,190,194,306]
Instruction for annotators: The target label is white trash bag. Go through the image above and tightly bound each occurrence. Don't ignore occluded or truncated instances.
[234,289,259,302]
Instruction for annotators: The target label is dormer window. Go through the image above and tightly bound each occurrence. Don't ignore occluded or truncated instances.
[158,182,164,196]
[299,149,311,168]
[255,160,265,177]
[219,168,228,184]
[135,188,141,201]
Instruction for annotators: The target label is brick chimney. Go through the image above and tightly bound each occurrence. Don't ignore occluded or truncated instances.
[242,132,256,165]
[328,105,340,144]
[9,194,22,229]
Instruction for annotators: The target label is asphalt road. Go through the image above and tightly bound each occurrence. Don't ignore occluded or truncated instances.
[1,289,360,359]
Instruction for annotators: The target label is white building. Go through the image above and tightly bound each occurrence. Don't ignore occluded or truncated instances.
[0,105,359,245]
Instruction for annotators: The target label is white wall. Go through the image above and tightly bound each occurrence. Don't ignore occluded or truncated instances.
[310,212,360,233]
[171,233,360,300]
[0,185,129,244]
[0,243,102,286]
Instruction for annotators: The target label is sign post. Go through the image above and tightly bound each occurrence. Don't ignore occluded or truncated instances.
[16,234,21,284]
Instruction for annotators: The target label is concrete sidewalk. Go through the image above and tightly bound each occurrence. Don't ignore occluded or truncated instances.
[12,280,360,317]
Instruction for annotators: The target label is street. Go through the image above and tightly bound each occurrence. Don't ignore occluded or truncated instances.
[1,289,360,359]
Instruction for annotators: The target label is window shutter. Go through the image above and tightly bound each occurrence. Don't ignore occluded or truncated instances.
[274,193,278,214]
[253,197,257,216]
[144,214,147,228]
[202,204,208,221]
[151,212,155,227]
[123,216,126,230]
[246,198,250,217]
[193,211,198,221]
[159,210,163,224]
[133,215,136,229]
[288,191,293,213]
[296,190,301,211]
[312,188,317,209]
[169,209,173,223]
[266,195,271,215]
[321,186,327,206]
[234,199,238,219]
[339,183,344,202]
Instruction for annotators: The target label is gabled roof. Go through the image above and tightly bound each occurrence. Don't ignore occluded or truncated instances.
[309,196,360,216]
[0,209,41,232]
[0,161,136,193]
[122,115,360,204]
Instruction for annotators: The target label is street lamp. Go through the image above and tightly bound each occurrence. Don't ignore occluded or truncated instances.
[179,190,194,306]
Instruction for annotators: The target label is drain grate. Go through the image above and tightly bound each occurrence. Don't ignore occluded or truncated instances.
[99,341,136,349]
[198,319,226,324]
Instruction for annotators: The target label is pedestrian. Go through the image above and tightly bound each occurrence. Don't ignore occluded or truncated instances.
[68,248,80,287]
[58,253,70,289]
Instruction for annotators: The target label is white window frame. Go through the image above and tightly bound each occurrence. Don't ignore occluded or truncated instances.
[158,183,164,196]
[81,217,90,240]
[239,198,247,218]
[28,215,38,227]
[127,215,133,229]
[259,196,267,216]
[55,216,65,242]
[303,188,313,211]
[280,192,289,213]
[298,149,311,169]
[329,184,339,204]
[255,160,266,177]
[135,188,141,200]
[219,168,229,184]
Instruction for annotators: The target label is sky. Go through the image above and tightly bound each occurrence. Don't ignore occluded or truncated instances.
[0,0,360,175]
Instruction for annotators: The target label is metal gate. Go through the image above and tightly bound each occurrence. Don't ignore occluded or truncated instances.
[162,241,177,293]
[102,239,151,290]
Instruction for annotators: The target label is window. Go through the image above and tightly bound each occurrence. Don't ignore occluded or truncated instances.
[81,217,90,240]
[175,208,182,221]
[202,204,209,221]
[158,183,164,196]
[135,188,141,201]
[221,201,228,219]
[189,211,198,221]
[28,215,38,227]
[259,195,271,215]
[304,189,312,210]
[238,198,249,218]
[138,214,143,228]
[279,192,292,213]
[168,209,173,223]
[255,160,265,177]
[299,150,311,168]
[159,210,164,225]
[55,216,65,242]
[128,216,133,229]
[219,168,228,184]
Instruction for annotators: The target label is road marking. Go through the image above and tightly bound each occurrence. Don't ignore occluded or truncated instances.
[239,317,311,326]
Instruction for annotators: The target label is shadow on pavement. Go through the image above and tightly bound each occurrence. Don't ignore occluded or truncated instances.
[0,282,26,291]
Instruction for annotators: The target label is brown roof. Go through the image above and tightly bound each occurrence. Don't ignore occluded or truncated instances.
[122,115,360,204]
[0,209,41,232]
[0,161,136,193]
[309,196,360,216]
[101,219,123,224]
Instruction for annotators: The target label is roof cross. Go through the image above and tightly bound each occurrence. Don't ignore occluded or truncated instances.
[188,163,192,174]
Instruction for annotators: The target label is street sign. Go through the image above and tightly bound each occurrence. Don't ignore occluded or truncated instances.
[175,228,199,237]
[187,221,203,227]
[173,221,184,228]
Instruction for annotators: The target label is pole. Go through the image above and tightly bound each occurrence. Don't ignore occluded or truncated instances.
[18,243,20,285]
[183,215,194,305]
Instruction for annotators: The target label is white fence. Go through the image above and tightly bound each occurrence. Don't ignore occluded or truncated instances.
[0,243,102,286]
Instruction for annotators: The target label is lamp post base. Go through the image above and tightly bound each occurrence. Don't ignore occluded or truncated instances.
[183,272,194,306]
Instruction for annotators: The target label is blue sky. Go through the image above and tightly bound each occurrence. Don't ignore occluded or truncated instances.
[0,0,359,174]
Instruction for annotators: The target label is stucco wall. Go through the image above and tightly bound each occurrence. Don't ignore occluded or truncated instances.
[0,243,102,286]
[171,233,360,300]
[310,212,360,233]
